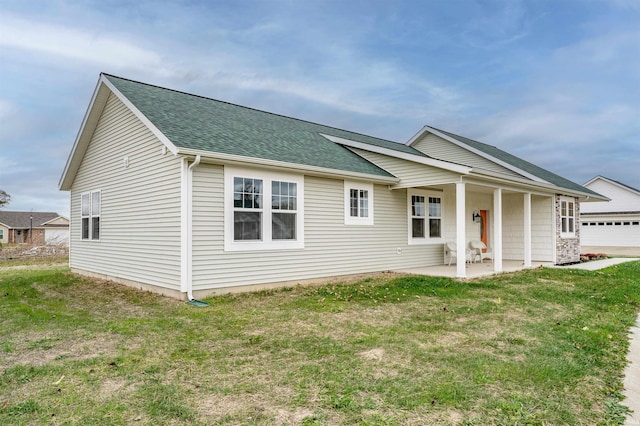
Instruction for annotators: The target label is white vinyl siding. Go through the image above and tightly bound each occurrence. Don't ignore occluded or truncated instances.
[581,179,640,214]
[531,195,554,261]
[69,93,182,290]
[502,193,524,260]
[349,148,460,188]
[191,164,443,291]
[412,133,525,178]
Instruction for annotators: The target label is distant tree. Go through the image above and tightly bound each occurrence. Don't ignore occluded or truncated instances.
[0,190,10,208]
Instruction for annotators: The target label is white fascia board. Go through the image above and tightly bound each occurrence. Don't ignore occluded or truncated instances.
[408,126,548,184]
[319,133,471,175]
[584,175,640,197]
[582,175,602,187]
[404,125,431,146]
[101,75,178,156]
[467,170,609,201]
[58,77,111,190]
[0,222,11,229]
[40,216,69,226]
[176,147,400,184]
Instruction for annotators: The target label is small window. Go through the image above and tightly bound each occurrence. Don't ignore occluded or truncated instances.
[560,197,576,237]
[614,222,622,225]
[583,222,589,226]
[623,222,630,225]
[606,222,613,226]
[633,222,639,225]
[0,229,4,240]
[408,189,443,244]
[344,181,374,225]
[81,190,100,240]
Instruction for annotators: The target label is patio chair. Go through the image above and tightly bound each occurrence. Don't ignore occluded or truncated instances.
[469,241,493,263]
[445,242,474,266]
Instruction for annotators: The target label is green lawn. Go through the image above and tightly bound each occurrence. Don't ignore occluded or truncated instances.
[1,262,639,425]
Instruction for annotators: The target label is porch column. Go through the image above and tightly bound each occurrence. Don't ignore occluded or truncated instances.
[493,188,503,272]
[456,181,466,278]
[524,193,532,267]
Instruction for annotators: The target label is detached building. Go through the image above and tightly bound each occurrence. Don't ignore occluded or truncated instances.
[580,176,640,249]
[0,211,69,245]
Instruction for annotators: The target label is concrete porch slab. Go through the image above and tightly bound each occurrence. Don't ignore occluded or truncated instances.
[394,260,550,279]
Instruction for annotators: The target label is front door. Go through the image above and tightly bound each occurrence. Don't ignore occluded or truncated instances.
[480,210,489,252]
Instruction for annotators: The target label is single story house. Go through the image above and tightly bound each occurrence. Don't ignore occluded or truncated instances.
[0,211,69,245]
[580,176,640,248]
[59,74,606,300]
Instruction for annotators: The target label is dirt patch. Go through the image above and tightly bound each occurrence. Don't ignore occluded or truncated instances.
[1,333,123,368]
[359,348,385,361]
[99,378,129,399]
[274,407,315,424]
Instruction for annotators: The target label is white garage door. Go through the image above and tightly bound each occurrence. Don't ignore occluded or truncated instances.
[581,220,640,247]
[45,229,69,245]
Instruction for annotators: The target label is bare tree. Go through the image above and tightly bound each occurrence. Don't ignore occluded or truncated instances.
[0,190,10,208]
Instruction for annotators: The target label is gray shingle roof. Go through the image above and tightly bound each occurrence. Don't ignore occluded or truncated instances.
[430,127,602,197]
[105,75,429,178]
[0,211,61,228]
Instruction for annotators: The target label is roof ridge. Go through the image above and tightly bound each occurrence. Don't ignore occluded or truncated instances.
[102,73,406,147]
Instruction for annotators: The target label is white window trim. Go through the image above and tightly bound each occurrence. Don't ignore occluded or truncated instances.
[224,166,304,251]
[559,196,576,238]
[407,188,444,245]
[344,181,374,225]
[81,189,101,241]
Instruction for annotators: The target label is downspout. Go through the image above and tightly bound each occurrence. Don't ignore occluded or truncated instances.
[186,155,201,301]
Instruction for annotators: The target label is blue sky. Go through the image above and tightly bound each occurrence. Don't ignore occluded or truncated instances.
[1,0,638,216]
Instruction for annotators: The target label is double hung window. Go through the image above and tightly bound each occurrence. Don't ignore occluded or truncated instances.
[344,181,374,225]
[408,190,442,243]
[225,167,303,250]
[560,197,576,237]
[81,190,101,240]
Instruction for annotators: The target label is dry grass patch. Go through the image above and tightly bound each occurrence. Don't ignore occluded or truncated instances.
[1,263,639,424]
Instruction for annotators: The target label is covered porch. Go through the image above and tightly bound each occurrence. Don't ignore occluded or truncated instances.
[396,260,552,279]
[402,178,557,278]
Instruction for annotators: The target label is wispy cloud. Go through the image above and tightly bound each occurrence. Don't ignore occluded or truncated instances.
[0,14,162,70]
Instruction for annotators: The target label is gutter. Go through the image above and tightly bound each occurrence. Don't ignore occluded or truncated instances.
[176,147,400,185]
[186,155,201,302]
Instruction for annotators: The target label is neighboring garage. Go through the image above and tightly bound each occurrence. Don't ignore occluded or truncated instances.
[580,176,640,249]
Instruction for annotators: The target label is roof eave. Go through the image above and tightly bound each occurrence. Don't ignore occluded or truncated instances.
[584,175,640,197]
[320,133,472,175]
[175,148,400,184]
[59,74,180,191]
[470,169,609,201]
[58,76,111,191]
[410,126,549,184]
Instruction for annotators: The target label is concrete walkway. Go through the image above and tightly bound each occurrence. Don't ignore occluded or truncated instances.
[555,257,640,425]
[625,317,640,426]
[550,257,640,271]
